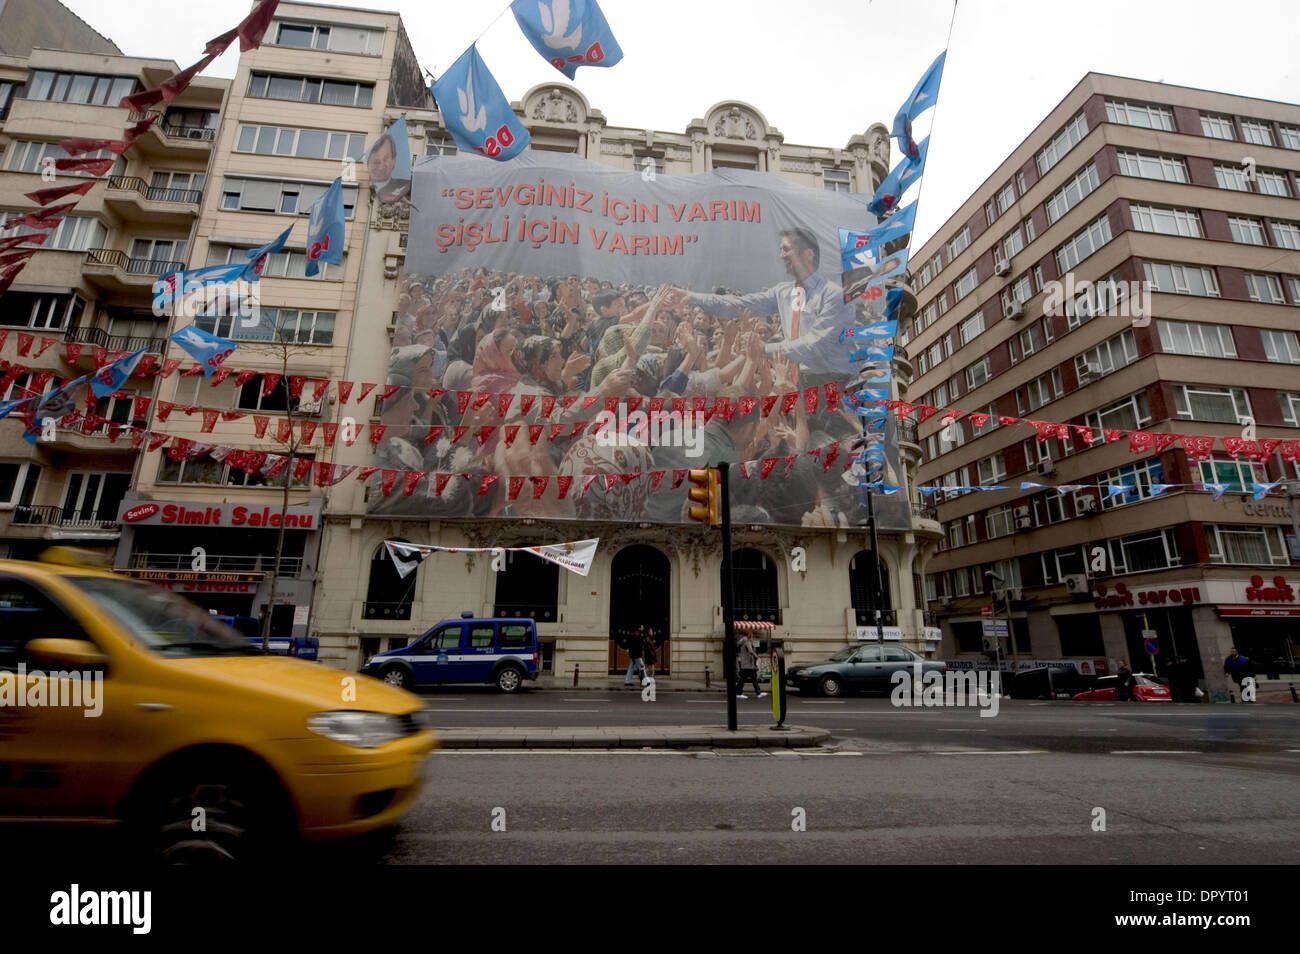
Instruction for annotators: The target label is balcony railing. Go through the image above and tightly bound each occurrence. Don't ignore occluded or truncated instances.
[83,249,185,277]
[65,325,166,354]
[84,248,128,269]
[106,175,202,204]
[10,505,118,531]
[899,421,919,445]
[129,552,304,575]
[911,502,938,520]
[128,110,217,142]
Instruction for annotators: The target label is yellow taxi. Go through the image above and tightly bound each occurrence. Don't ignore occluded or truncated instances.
[0,557,435,861]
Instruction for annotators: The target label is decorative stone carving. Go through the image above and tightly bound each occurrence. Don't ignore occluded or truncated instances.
[532,88,580,123]
[714,106,758,140]
[371,199,411,231]
[867,126,890,166]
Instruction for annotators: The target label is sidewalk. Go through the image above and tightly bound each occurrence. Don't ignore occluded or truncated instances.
[533,673,749,692]
[435,723,832,749]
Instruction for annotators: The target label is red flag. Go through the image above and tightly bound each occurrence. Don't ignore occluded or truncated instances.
[1257,438,1283,460]
[380,383,400,402]
[358,382,377,402]
[474,391,494,411]
[498,393,515,417]
[299,420,317,444]
[627,396,642,415]
[504,424,520,447]
[234,368,258,388]
[289,376,307,400]
[15,333,33,357]
[781,392,798,416]
[159,53,216,102]
[456,391,472,415]
[132,395,151,420]
[357,466,379,482]
[1073,424,1094,444]
[671,469,687,489]
[1151,433,1180,454]
[556,475,573,498]
[52,157,114,176]
[147,432,170,452]
[313,462,335,488]
[237,0,281,51]
[540,394,556,418]
[783,455,798,476]
[323,422,339,447]
[434,473,453,496]
[518,393,536,416]
[402,471,427,496]
[58,138,131,157]
[253,415,269,438]
[649,397,665,416]
[292,457,314,483]
[603,474,619,492]
[156,401,175,422]
[584,396,599,411]
[369,423,387,445]
[824,382,840,413]
[180,363,203,378]
[528,424,543,444]
[915,404,938,424]
[276,418,293,443]
[823,443,841,471]
[580,475,599,496]
[760,395,779,418]
[997,415,1019,426]
[337,381,354,403]
[209,365,234,386]
[531,475,549,499]
[650,471,666,491]
[1279,440,1300,462]
[123,115,159,140]
[205,27,240,56]
[803,386,819,415]
[508,476,525,501]
[739,461,754,479]
[672,397,686,416]
[1180,435,1215,460]
[423,425,445,445]
[477,474,500,496]
[0,262,29,294]
[262,372,283,396]
[760,458,779,479]
[159,358,182,378]
[118,87,165,112]
[475,425,497,447]
[134,354,159,378]
[23,181,94,205]
[451,425,469,444]
[130,427,145,449]
[379,469,399,496]
[1222,437,1258,459]
[1128,431,1154,453]
[569,422,586,438]
[312,378,330,401]
[33,337,56,359]
[9,211,64,231]
[200,409,219,433]
[549,423,565,441]
[564,395,579,414]
[1103,428,1121,443]
[0,234,46,253]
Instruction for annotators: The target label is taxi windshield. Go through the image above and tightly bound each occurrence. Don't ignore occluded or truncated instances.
[71,576,254,657]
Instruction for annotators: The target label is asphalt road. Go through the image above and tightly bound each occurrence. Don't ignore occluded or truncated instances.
[377,692,1300,863]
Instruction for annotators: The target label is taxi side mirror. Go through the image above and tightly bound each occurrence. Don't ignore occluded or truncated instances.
[26,638,109,667]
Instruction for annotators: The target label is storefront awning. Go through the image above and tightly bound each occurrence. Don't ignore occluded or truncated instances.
[1218,605,1300,617]
[734,620,776,631]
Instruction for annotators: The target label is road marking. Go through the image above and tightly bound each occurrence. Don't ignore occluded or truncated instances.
[933,750,1046,756]
[422,708,603,713]
[1111,750,1199,755]
[937,728,988,732]
[802,700,847,704]
[437,749,698,756]
[562,698,611,702]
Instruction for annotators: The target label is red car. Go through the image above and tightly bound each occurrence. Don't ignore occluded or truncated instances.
[1072,674,1171,702]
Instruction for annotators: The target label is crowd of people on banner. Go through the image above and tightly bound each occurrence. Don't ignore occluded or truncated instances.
[370,258,901,526]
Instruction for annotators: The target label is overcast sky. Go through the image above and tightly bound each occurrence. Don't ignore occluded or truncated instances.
[61,0,1300,246]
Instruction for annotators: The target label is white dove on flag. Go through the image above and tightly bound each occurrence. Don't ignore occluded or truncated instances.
[177,328,220,351]
[539,0,582,50]
[458,69,486,132]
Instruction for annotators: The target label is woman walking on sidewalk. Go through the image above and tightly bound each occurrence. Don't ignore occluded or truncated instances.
[735,632,766,699]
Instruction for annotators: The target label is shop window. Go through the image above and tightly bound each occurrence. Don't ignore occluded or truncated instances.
[1056,614,1105,656]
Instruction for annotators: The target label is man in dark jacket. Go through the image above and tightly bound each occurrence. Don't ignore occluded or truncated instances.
[623,627,646,687]
[1116,659,1134,701]
[1224,647,1253,699]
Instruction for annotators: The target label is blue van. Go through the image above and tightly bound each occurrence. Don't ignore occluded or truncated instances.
[362,613,540,693]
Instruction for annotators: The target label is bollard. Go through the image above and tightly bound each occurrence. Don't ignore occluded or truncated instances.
[704,666,710,689]
[1229,690,1236,703]
[1290,683,1297,703]
[573,663,579,688]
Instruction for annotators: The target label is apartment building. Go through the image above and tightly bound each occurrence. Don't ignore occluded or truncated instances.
[0,19,227,567]
[909,73,1300,691]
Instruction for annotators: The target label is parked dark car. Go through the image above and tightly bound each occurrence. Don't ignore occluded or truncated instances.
[786,643,945,697]
[1009,666,1097,700]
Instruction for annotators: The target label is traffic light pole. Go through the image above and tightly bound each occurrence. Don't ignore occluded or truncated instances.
[867,489,885,653]
[718,462,738,732]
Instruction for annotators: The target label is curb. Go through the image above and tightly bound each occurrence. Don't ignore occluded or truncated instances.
[434,724,831,750]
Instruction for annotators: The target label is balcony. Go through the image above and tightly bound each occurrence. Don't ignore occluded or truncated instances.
[103,176,201,225]
[82,249,184,296]
[127,110,218,156]
[6,505,120,540]
[35,423,139,453]
[65,324,166,361]
[911,500,943,537]
[129,552,304,576]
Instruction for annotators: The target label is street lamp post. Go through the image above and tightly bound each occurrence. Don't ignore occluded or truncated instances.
[985,570,1017,678]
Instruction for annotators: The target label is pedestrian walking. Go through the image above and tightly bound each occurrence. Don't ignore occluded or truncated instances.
[735,632,765,699]
[1224,647,1253,700]
[643,629,657,678]
[1116,659,1134,701]
[623,626,646,686]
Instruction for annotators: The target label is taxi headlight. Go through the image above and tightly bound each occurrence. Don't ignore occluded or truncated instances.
[307,711,405,748]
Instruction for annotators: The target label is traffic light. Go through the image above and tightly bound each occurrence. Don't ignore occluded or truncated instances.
[686,468,719,526]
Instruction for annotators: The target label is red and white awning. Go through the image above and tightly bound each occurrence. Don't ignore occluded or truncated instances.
[734,620,776,631]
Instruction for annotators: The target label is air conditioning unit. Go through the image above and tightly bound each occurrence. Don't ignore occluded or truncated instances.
[1063,574,1090,595]
[1005,301,1026,320]
[1007,587,1023,602]
[938,596,952,608]
[1036,458,1056,476]
[1014,516,1032,530]
[1075,493,1098,513]
[1078,363,1102,385]
[994,258,1011,276]
[296,399,323,416]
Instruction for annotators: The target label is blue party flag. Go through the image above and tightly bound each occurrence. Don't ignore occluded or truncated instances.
[841,320,898,343]
[1251,481,1281,500]
[1151,484,1173,496]
[883,287,905,322]
[153,262,248,314]
[868,137,929,217]
[1203,482,1229,500]
[891,51,946,157]
[0,395,35,422]
[169,324,238,376]
[839,203,917,265]
[843,247,909,302]
[90,349,146,399]
[511,0,623,80]
[305,177,345,277]
[848,345,895,364]
[432,46,531,161]
[242,224,294,281]
[1105,484,1130,498]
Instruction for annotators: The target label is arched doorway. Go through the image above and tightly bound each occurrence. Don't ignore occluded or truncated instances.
[608,545,671,675]
[849,550,892,625]
[364,540,416,621]
[729,548,780,623]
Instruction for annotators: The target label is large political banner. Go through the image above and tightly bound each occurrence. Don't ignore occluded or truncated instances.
[375,151,907,530]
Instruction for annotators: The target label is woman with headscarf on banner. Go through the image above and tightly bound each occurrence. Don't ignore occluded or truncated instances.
[471,328,521,394]
[441,324,479,392]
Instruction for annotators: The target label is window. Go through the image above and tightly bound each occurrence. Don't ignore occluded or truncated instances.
[271,20,383,54]
[1116,150,1188,183]
[973,403,998,437]
[1019,324,1041,357]
[237,374,295,412]
[158,452,314,488]
[985,506,1013,539]
[1281,391,1300,426]
[1100,458,1164,509]
[247,72,373,108]
[1272,222,1300,250]
[148,170,205,202]
[1228,216,1266,245]
[1041,546,1086,586]
[1200,114,1235,140]
[0,292,86,330]
[1244,273,1285,304]
[976,452,1006,484]
[266,308,336,346]
[1157,320,1236,357]
[1045,162,1099,224]
[365,543,415,621]
[954,267,977,300]
[1105,100,1174,131]
[1289,277,1300,305]
[1032,490,1065,527]
[1277,125,1300,150]
[0,461,40,508]
[1130,204,1202,238]
[1199,458,1266,494]
[1036,112,1088,176]
[1086,392,1152,436]
[823,168,850,192]
[1025,374,1054,411]
[206,243,344,280]
[6,139,124,178]
[1001,275,1032,311]
[1206,525,1288,566]
[428,133,459,157]
[948,227,971,259]
[1142,261,1219,297]
[917,259,936,289]
[1256,170,1291,197]
[1002,226,1024,261]
[936,291,949,315]
[966,356,991,390]
[24,70,136,106]
[985,200,997,227]
[921,302,938,328]
[235,123,367,161]
[1024,215,1037,243]
[1262,329,1300,364]
[1173,384,1251,423]
[1108,528,1180,574]
[1055,215,1112,272]
[933,382,948,407]
[927,342,942,370]
[60,472,130,525]
[220,176,359,218]
[996,182,1016,216]
[129,237,187,268]
[959,312,984,346]
[1240,120,1274,146]
[1076,329,1137,379]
